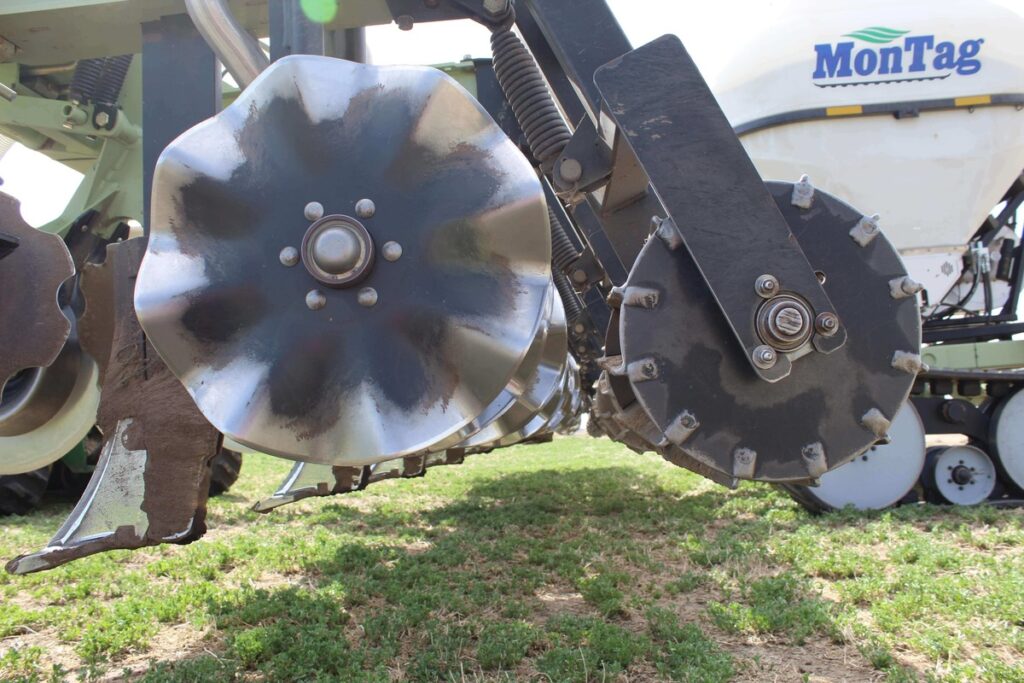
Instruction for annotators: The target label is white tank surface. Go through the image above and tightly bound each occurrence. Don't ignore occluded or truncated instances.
[713,0,1024,310]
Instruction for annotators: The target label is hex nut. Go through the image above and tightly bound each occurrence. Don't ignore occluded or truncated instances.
[815,312,839,336]
[752,345,777,369]
[755,274,779,298]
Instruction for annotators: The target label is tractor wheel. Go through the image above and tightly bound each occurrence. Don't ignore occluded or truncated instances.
[208,449,243,497]
[0,466,51,516]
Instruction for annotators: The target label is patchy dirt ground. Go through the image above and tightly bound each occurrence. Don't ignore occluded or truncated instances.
[2,437,1023,681]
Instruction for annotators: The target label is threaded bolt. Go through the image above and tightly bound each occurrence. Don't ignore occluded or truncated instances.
[755,274,779,298]
[753,345,777,368]
[815,312,839,336]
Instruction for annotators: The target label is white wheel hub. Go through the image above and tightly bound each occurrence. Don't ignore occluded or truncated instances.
[931,444,996,506]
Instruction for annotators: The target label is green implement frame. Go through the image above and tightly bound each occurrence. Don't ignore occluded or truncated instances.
[0,59,142,237]
[922,340,1024,371]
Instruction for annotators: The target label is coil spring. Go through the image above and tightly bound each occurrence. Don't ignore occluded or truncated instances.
[553,269,583,323]
[548,206,583,322]
[94,55,133,106]
[69,55,133,107]
[549,205,580,272]
[69,58,105,105]
[491,20,584,326]
[490,28,571,168]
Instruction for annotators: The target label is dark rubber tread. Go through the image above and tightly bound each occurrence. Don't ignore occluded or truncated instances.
[208,449,243,497]
[0,466,52,516]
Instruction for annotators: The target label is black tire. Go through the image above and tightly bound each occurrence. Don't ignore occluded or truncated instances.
[49,427,103,502]
[0,466,52,516]
[522,431,554,445]
[50,460,93,499]
[777,483,829,514]
[208,449,242,497]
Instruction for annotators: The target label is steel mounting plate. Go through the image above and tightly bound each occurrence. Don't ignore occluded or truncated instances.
[619,181,921,481]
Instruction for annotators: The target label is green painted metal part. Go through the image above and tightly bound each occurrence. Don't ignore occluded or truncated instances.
[0,52,143,476]
[58,441,91,474]
[0,60,143,237]
[0,1,394,66]
[0,64,100,161]
[43,58,143,238]
[922,340,1024,371]
[437,61,479,98]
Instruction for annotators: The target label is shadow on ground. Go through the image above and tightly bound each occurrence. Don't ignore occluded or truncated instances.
[142,464,861,681]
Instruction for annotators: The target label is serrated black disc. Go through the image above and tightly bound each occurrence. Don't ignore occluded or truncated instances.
[619,181,921,481]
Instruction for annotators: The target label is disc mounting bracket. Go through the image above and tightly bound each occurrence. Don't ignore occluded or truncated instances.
[592,35,846,381]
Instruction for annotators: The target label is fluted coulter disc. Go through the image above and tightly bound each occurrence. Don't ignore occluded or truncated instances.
[136,56,552,465]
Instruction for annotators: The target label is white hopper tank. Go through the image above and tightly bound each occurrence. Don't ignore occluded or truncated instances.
[714,0,1024,311]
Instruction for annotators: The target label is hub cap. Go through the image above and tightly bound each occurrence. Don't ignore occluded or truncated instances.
[301,215,374,287]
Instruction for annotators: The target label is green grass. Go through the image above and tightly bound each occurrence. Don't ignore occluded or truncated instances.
[1,436,1023,681]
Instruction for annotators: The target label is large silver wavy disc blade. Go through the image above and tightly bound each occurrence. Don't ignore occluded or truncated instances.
[540,357,582,435]
[459,289,567,449]
[426,284,555,452]
[136,55,551,465]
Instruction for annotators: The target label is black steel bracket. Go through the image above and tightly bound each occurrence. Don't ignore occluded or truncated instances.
[593,35,846,381]
[552,116,612,195]
[141,14,221,234]
[0,231,18,261]
[911,396,990,442]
